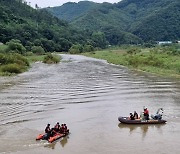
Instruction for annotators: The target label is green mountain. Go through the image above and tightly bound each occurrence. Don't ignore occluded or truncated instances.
[46,1,99,22]
[130,1,180,41]
[47,0,180,44]
[0,0,93,52]
[116,0,180,41]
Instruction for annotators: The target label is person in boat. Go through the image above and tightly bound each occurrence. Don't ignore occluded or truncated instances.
[54,122,60,132]
[134,111,139,119]
[59,124,65,133]
[144,107,149,120]
[50,128,57,137]
[45,124,51,133]
[44,124,51,139]
[153,108,163,120]
[129,113,135,120]
[64,124,69,134]
[59,124,69,134]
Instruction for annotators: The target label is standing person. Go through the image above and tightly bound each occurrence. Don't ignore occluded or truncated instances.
[144,107,149,120]
[134,111,139,119]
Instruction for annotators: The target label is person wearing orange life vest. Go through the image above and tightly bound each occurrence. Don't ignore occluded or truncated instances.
[54,122,60,132]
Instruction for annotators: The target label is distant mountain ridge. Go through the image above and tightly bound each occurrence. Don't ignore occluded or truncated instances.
[46,1,99,22]
[47,0,180,44]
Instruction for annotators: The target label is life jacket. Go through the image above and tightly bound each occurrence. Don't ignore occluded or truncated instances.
[54,124,60,129]
[144,109,149,115]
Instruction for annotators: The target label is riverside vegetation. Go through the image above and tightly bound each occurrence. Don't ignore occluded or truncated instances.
[0,40,60,76]
[1,39,179,78]
[83,44,180,78]
[0,0,179,77]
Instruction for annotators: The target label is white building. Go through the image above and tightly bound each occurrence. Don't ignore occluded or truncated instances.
[157,41,172,45]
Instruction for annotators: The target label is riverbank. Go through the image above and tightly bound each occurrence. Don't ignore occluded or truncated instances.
[0,53,60,76]
[83,47,180,78]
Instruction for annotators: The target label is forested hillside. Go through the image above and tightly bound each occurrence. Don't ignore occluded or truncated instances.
[47,0,180,44]
[46,1,99,22]
[116,0,180,42]
[0,0,107,52]
[130,1,180,41]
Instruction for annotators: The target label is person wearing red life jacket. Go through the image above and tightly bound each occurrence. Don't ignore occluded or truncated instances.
[144,108,149,120]
[60,124,65,134]
[54,122,60,132]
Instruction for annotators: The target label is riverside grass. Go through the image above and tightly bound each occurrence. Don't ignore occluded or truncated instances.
[83,48,180,78]
[0,53,29,76]
[0,53,60,76]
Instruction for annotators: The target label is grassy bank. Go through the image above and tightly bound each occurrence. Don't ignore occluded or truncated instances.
[26,55,46,63]
[83,46,180,78]
[0,53,61,76]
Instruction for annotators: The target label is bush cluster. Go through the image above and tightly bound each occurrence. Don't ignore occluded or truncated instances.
[0,53,29,74]
[43,53,60,64]
[69,44,94,54]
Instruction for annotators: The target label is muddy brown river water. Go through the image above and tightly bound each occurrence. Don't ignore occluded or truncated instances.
[0,54,180,154]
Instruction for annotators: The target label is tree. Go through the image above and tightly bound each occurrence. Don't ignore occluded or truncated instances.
[6,39,26,54]
[91,32,108,49]
[31,46,45,55]
[69,44,83,54]
[83,44,94,52]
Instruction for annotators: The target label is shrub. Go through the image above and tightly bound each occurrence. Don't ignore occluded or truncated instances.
[12,53,30,66]
[69,44,83,54]
[146,54,164,67]
[5,39,26,54]
[31,46,45,55]
[43,53,60,64]
[1,64,23,74]
[0,53,29,75]
[126,53,164,68]
[126,55,140,68]
[127,48,141,54]
[83,45,94,52]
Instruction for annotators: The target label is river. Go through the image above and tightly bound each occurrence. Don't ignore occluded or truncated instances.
[0,54,180,154]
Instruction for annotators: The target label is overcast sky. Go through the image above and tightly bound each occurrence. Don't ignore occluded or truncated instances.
[26,0,121,8]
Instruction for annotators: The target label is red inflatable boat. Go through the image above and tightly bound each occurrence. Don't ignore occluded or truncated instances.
[36,132,68,143]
